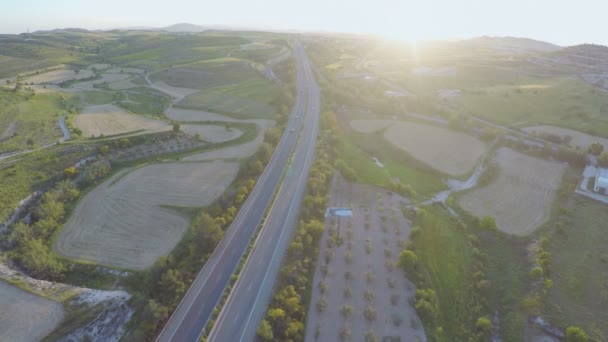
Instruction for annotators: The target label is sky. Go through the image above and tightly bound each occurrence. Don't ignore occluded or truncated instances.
[1,0,606,46]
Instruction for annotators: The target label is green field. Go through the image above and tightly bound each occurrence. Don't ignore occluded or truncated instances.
[150,57,260,90]
[475,229,529,341]
[544,196,608,341]
[0,145,91,223]
[82,90,114,105]
[118,87,172,117]
[336,137,444,197]
[0,90,74,152]
[175,79,280,119]
[409,208,477,340]
[459,76,608,135]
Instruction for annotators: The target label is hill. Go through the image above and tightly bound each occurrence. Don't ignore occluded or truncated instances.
[463,36,562,53]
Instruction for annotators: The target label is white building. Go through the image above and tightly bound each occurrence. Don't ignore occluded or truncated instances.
[594,168,608,192]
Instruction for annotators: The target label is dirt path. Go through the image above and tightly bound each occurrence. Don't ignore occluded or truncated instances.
[58,115,70,142]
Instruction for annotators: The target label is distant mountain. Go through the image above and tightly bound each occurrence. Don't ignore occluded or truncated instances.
[33,28,95,34]
[463,36,562,53]
[159,23,209,32]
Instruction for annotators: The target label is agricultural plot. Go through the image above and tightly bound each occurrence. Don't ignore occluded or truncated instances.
[24,69,94,84]
[0,55,52,78]
[304,175,426,342]
[181,124,243,143]
[55,160,239,270]
[176,89,276,119]
[350,119,487,176]
[458,76,608,134]
[0,281,64,342]
[458,147,565,235]
[74,104,169,137]
[150,58,259,90]
[0,91,68,151]
[71,73,131,91]
[522,125,608,150]
[544,196,608,340]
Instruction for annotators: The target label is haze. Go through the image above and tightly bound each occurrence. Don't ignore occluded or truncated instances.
[1,0,606,45]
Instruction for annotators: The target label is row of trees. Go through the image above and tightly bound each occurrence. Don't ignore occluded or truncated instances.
[10,180,80,279]
[258,111,337,341]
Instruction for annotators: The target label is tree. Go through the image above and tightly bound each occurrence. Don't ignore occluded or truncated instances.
[285,320,304,339]
[476,317,492,334]
[99,145,110,155]
[588,142,604,156]
[173,123,180,132]
[26,138,34,148]
[18,239,65,279]
[158,269,186,305]
[565,326,589,342]
[598,152,608,167]
[257,319,273,340]
[64,166,78,178]
[479,216,497,230]
[398,250,418,274]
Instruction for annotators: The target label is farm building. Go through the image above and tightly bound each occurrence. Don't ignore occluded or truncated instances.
[594,168,608,192]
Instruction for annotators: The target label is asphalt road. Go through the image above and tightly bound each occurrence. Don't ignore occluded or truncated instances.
[207,42,320,342]
[156,41,318,342]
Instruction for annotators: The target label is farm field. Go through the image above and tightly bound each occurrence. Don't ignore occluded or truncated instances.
[181,124,243,143]
[55,160,239,270]
[74,104,169,137]
[350,119,487,176]
[458,147,565,235]
[458,76,608,134]
[0,280,64,342]
[304,175,426,342]
[522,125,608,150]
[0,91,70,151]
[70,73,131,91]
[544,196,608,341]
[150,58,260,90]
[25,68,94,84]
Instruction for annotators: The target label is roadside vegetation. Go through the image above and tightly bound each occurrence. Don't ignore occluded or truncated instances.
[258,110,336,341]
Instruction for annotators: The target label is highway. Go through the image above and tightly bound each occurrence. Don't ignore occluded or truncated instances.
[207,41,320,342]
[156,41,319,342]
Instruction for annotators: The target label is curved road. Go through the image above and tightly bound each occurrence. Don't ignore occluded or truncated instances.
[156,41,319,342]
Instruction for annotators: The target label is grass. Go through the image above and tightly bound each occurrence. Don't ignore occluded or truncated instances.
[0,90,75,152]
[475,229,529,341]
[0,144,92,223]
[337,130,445,197]
[82,90,114,105]
[118,90,171,117]
[412,207,476,340]
[544,195,608,341]
[459,76,608,135]
[150,57,260,90]
[230,45,281,63]
[175,83,279,119]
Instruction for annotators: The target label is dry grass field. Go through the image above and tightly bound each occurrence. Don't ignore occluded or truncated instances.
[349,119,393,134]
[71,73,131,91]
[522,125,608,150]
[0,281,64,342]
[148,81,199,99]
[75,104,169,137]
[25,69,94,84]
[458,147,565,235]
[351,119,487,176]
[304,175,425,342]
[181,124,243,143]
[55,160,238,270]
